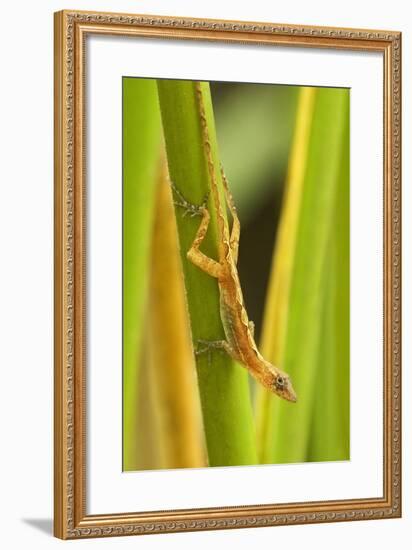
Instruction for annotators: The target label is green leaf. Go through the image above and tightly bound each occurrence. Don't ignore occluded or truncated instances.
[307,101,350,461]
[123,78,162,470]
[256,87,350,463]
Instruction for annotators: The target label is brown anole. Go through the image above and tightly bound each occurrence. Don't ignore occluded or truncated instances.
[172,82,297,403]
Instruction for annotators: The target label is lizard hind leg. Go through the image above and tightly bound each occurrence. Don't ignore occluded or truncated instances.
[186,208,223,279]
[220,167,240,264]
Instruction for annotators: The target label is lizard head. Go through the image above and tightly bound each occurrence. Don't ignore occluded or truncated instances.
[272,372,297,402]
[262,363,297,402]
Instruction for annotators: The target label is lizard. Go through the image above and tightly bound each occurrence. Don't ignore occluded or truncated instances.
[171,81,297,403]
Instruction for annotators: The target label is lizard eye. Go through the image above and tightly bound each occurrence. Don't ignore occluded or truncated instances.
[274,375,286,391]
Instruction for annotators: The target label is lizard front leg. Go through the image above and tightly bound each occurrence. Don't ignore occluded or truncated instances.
[171,182,223,279]
[195,338,241,366]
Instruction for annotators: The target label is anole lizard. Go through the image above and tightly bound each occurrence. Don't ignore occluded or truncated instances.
[172,82,297,403]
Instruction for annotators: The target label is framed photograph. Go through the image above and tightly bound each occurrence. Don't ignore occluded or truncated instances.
[54,9,402,539]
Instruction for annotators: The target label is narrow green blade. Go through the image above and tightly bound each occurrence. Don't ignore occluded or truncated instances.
[123,78,162,470]
[257,87,350,464]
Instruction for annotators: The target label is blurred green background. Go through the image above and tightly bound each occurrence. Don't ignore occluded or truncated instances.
[123,78,349,471]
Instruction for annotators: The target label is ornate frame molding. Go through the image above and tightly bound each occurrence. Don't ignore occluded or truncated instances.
[54,10,401,539]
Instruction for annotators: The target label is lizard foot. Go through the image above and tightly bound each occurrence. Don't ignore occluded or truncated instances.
[195,339,235,367]
[170,181,209,218]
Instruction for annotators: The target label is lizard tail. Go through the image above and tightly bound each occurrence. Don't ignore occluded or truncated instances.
[194,81,228,256]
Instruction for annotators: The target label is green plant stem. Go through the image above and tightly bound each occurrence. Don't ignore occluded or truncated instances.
[157,79,257,466]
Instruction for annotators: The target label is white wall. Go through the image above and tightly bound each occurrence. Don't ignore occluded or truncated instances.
[0,1,410,548]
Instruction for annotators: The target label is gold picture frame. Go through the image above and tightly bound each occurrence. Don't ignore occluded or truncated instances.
[54,9,402,539]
